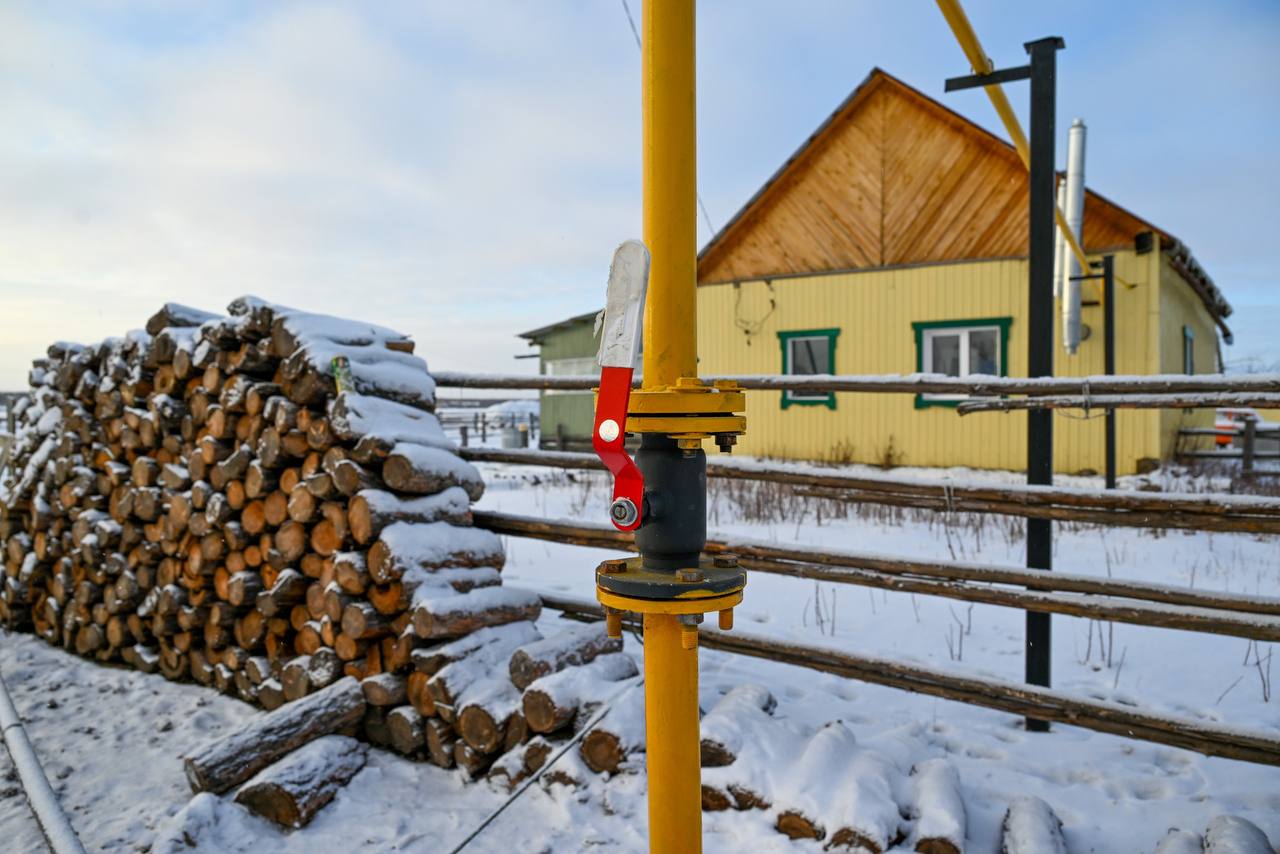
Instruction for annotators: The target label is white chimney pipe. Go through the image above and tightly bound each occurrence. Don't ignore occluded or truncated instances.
[1062,118,1087,354]
[1052,179,1066,299]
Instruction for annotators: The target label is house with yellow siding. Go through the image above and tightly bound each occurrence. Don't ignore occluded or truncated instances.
[521,69,1233,475]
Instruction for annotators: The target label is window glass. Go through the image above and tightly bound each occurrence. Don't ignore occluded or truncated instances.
[790,336,829,376]
[930,333,961,376]
[969,329,999,376]
[915,320,1008,405]
[780,331,838,408]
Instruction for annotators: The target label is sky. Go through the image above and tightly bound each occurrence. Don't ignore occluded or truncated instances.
[2,1,1278,390]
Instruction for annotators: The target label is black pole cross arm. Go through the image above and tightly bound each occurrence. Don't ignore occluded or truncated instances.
[945,64,1030,92]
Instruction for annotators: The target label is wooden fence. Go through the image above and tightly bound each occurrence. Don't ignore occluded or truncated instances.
[439,370,1280,764]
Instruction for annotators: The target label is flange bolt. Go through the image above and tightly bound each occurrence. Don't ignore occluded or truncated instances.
[713,552,738,568]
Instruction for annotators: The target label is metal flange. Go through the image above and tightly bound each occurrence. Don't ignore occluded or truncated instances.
[595,555,746,601]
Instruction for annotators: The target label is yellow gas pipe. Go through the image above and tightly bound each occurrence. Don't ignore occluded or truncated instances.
[640,2,702,851]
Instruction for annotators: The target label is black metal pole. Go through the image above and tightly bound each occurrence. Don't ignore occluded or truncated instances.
[1103,255,1117,490]
[1024,36,1064,731]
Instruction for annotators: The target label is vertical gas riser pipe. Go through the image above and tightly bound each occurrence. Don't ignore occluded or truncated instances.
[642,0,698,389]
[639,2,704,851]
[1062,119,1087,354]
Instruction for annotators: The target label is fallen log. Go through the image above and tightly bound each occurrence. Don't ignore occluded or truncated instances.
[233,735,367,829]
[182,676,364,794]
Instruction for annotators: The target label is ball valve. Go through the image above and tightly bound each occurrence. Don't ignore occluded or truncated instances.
[592,240,650,532]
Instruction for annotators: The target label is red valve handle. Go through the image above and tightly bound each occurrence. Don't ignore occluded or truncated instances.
[593,365,643,531]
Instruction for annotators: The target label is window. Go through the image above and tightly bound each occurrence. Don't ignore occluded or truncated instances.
[911,318,1012,408]
[1183,326,1195,374]
[543,356,598,395]
[777,328,840,409]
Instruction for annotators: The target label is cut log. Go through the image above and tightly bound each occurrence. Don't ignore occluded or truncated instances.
[523,653,638,735]
[1154,830,1205,854]
[381,443,484,501]
[910,759,966,854]
[386,705,425,756]
[233,735,367,829]
[348,487,471,545]
[425,717,457,768]
[427,624,543,722]
[456,676,523,754]
[411,621,542,677]
[580,684,645,775]
[145,303,220,336]
[327,392,447,447]
[361,672,407,707]
[822,751,903,852]
[1204,816,1275,854]
[368,521,505,583]
[412,587,540,641]
[508,623,623,691]
[1000,797,1067,854]
[699,683,776,767]
[773,722,862,842]
[182,676,364,794]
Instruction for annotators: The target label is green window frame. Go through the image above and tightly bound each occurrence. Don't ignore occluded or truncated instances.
[1182,326,1195,375]
[911,317,1012,409]
[777,328,840,410]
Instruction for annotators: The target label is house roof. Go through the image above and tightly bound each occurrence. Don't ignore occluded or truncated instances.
[518,309,598,342]
[696,68,1231,336]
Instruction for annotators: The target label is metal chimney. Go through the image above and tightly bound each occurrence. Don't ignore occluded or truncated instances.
[1062,118,1087,354]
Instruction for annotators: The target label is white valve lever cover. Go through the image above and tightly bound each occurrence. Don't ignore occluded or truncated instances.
[595,240,650,370]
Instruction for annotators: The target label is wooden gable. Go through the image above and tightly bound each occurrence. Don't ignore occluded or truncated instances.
[697,69,1154,285]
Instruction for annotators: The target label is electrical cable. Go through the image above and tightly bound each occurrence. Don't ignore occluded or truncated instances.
[447,676,644,853]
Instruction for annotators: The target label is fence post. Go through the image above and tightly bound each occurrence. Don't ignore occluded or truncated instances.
[460,425,469,448]
[480,417,487,444]
[556,423,566,451]
[1242,418,1256,474]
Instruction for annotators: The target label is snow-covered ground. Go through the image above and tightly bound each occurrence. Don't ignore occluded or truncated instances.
[1,460,1277,852]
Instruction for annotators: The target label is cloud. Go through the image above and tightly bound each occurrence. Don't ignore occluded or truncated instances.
[0,2,641,385]
[0,1,1276,386]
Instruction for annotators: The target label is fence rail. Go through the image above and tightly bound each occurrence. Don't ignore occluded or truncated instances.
[539,592,1280,767]
[461,447,1280,534]
[477,511,1280,642]
[434,370,1280,401]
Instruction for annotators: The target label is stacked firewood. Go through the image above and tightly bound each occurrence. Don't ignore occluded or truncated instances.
[0,298,551,771]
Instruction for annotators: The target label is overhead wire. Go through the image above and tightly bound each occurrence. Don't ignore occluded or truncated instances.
[620,0,718,240]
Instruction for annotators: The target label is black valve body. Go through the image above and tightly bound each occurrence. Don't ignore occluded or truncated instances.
[635,434,706,570]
